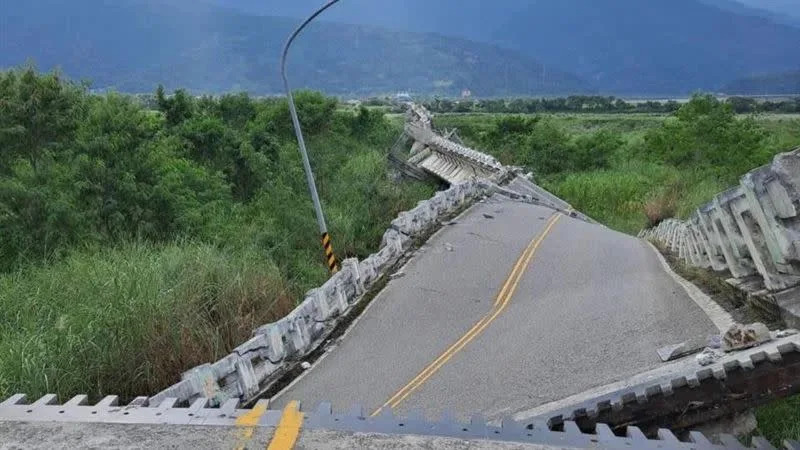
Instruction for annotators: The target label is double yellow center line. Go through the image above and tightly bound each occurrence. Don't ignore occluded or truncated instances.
[235,400,305,450]
[371,212,563,416]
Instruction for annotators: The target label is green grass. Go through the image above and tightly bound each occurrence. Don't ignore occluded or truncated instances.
[541,161,679,232]
[0,243,294,401]
[755,396,800,446]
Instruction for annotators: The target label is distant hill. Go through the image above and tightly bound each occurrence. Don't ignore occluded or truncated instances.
[698,0,800,27]
[734,0,800,22]
[722,71,800,95]
[0,0,591,96]
[243,0,800,95]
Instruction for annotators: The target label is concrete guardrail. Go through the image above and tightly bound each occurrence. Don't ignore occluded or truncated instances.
[641,148,800,327]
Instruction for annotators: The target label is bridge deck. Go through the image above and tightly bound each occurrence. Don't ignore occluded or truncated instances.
[272,196,717,420]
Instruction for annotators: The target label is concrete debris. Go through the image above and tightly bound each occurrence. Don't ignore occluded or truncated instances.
[656,342,687,362]
[696,348,721,366]
[300,362,311,370]
[722,323,771,352]
[483,213,495,219]
[707,334,722,349]
[775,329,798,338]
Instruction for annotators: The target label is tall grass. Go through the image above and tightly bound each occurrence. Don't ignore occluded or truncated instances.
[755,396,800,446]
[0,243,294,401]
[543,161,679,232]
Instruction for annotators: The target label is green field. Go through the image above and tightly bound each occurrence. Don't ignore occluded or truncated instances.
[435,108,800,234]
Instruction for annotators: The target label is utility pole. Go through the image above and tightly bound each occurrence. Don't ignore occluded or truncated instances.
[280,0,342,274]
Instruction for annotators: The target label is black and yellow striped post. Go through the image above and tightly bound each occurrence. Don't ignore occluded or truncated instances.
[321,232,339,274]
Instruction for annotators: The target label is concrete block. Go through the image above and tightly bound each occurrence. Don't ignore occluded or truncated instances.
[381,228,412,252]
[722,323,771,352]
[657,343,687,362]
[234,358,259,400]
[179,365,224,405]
[286,313,312,355]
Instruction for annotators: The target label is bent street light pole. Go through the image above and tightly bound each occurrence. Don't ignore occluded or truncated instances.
[281,0,342,274]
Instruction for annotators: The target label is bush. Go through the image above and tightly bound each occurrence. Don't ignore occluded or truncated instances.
[643,94,768,182]
[643,186,679,227]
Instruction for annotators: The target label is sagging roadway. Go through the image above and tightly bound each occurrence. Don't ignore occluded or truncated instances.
[272,195,717,421]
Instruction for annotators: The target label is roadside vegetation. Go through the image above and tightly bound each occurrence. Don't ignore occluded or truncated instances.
[434,96,800,233]
[0,67,434,400]
[421,95,800,115]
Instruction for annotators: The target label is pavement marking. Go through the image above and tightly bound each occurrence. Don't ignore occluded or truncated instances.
[266,401,304,450]
[371,212,563,416]
[233,399,269,449]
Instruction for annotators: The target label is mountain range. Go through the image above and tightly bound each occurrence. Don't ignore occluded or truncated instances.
[2,0,800,96]
[245,0,800,95]
[0,0,590,96]
[723,71,800,95]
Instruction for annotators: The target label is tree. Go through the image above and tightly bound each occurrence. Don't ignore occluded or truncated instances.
[643,94,767,180]
[156,85,195,126]
[0,67,85,172]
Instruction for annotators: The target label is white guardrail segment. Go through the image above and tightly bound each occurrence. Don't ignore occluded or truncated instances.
[642,148,800,327]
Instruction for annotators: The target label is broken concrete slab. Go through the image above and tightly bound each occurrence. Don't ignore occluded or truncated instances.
[722,322,771,352]
[657,343,687,362]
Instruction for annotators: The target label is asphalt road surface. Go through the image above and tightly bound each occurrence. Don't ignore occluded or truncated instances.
[272,196,717,421]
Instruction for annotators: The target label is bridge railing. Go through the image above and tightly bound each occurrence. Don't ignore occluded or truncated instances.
[642,148,800,327]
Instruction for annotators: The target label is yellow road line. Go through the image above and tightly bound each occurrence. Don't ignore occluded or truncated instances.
[371,213,557,415]
[233,400,269,449]
[266,401,305,450]
[371,212,563,416]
